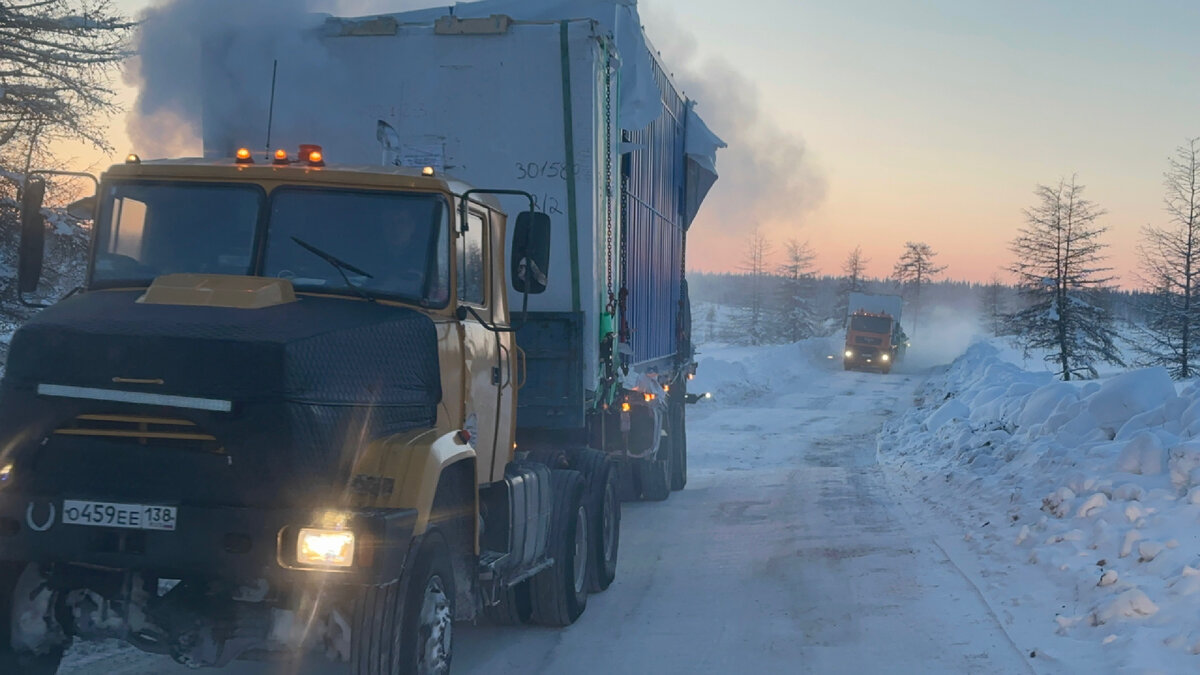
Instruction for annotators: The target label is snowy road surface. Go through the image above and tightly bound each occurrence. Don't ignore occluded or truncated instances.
[61,346,1036,674]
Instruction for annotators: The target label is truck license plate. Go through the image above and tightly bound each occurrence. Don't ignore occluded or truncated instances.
[62,500,177,531]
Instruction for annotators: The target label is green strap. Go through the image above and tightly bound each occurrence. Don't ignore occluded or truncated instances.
[559,20,581,313]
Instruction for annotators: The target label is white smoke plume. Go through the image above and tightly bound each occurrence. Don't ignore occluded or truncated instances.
[124,0,431,158]
[638,2,827,267]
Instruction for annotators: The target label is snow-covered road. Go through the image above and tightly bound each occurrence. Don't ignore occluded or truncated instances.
[62,344,1038,674]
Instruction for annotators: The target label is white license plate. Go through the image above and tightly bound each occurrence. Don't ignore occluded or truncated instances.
[62,500,177,531]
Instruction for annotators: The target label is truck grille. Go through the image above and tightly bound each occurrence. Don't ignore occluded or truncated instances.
[54,414,224,454]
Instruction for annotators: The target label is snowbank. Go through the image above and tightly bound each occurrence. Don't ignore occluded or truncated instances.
[879,340,1200,670]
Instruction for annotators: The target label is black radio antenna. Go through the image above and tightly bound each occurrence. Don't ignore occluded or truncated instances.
[264,59,278,159]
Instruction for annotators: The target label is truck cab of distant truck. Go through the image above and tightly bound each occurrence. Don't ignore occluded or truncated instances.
[0,149,627,674]
[844,310,905,374]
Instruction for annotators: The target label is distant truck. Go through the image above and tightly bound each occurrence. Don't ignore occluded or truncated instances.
[843,293,906,374]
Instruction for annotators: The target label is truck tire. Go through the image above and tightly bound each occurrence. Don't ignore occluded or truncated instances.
[352,533,455,675]
[567,449,621,592]
[668,389,688,492]
[529,470,589,626]
[482,581,531,626]
[0,563,64,675]
[637,440,672,502]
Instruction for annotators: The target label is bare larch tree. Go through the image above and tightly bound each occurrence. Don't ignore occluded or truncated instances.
[836,245,868,317]
[0,0,132,158]
[734,229,773,345]
[1007,176,1123,380]
[1135,139,1200,379]
[773,238,817,342]
[891,241,945,335]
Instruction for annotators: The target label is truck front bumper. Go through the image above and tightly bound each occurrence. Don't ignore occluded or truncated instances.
[0,493,417,585]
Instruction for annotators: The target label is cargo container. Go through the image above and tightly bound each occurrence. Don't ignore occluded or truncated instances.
[200,1,724,498]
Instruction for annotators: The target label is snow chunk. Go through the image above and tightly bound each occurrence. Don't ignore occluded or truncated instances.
[1168,441,1200,489]
[1114,432,1165,476]
[1076,492,1109,518]
[924,399,970,433]
[1098,569,1118,586]
[1091,589,1159,625]
[1120,530,1144,558]
[1137,540,1164,563]
[1042,486,1075,518]
[1086,367,1177,435]
[1112,483,1145,501]
[1019,382,1078,428]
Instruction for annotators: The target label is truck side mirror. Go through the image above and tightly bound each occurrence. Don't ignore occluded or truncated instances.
[18,177,47,294]
[511,211,550,295]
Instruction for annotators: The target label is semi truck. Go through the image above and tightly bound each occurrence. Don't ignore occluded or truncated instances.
[0,2,721,673]
[843,292,906,374]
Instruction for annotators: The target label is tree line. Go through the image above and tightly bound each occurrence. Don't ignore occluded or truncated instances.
[693,137,1200,383]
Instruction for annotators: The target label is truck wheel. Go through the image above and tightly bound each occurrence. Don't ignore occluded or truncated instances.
[352,533,454,675]
[0,563,64,675]
[483,581,531,626]
[669,391,688,492]
[567,449,621,592]
[637,440,672,501]
[529,470,589,626]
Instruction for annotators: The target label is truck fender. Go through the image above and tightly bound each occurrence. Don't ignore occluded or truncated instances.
[390,430,476,536]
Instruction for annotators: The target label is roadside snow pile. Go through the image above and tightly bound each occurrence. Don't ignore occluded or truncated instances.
[690,335,843,404]
[879,341,1200,669]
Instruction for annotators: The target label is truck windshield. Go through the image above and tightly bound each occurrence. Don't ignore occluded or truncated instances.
[91,182,451,307]
[262,189,449,307]
[92,182,262,286]
[851,315,892,333]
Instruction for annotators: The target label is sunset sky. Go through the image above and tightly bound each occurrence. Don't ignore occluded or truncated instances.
[82,0,1200,287]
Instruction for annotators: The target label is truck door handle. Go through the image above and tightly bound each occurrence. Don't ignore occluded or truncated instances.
[515,345,527,390]
[497,343,512,389]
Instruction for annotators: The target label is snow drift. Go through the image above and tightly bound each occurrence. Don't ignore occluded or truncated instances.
[879,340,1200,670]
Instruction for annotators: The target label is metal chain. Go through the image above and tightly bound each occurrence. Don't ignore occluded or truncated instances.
[604,53,616,313]
[618,131,631,375]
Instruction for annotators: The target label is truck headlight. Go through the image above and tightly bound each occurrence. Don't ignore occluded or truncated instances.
[297,528,356,567]
[881,354,890,362]
[844,350,854,359]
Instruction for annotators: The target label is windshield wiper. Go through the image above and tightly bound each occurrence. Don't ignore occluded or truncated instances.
[290,236,377,303]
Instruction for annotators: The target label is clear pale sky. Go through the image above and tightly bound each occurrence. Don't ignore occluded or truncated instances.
[81,0,1200,287]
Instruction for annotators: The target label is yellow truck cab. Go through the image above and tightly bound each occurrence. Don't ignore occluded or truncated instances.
[0,149,615,674]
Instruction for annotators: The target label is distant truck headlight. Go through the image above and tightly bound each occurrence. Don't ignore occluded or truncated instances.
[297,528,356,567]
[881,354,890,362]
[844,350,854,359]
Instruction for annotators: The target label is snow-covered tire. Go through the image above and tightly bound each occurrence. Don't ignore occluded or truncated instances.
[567,449,621,592]
[0,563,64,675]
[637,440,672,502]
[483,581,531,626]
[351,533,455,675]
[529,470,589,626]
[668,389,688,492]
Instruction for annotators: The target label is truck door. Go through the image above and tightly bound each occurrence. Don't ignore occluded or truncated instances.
[458,209,508,482]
